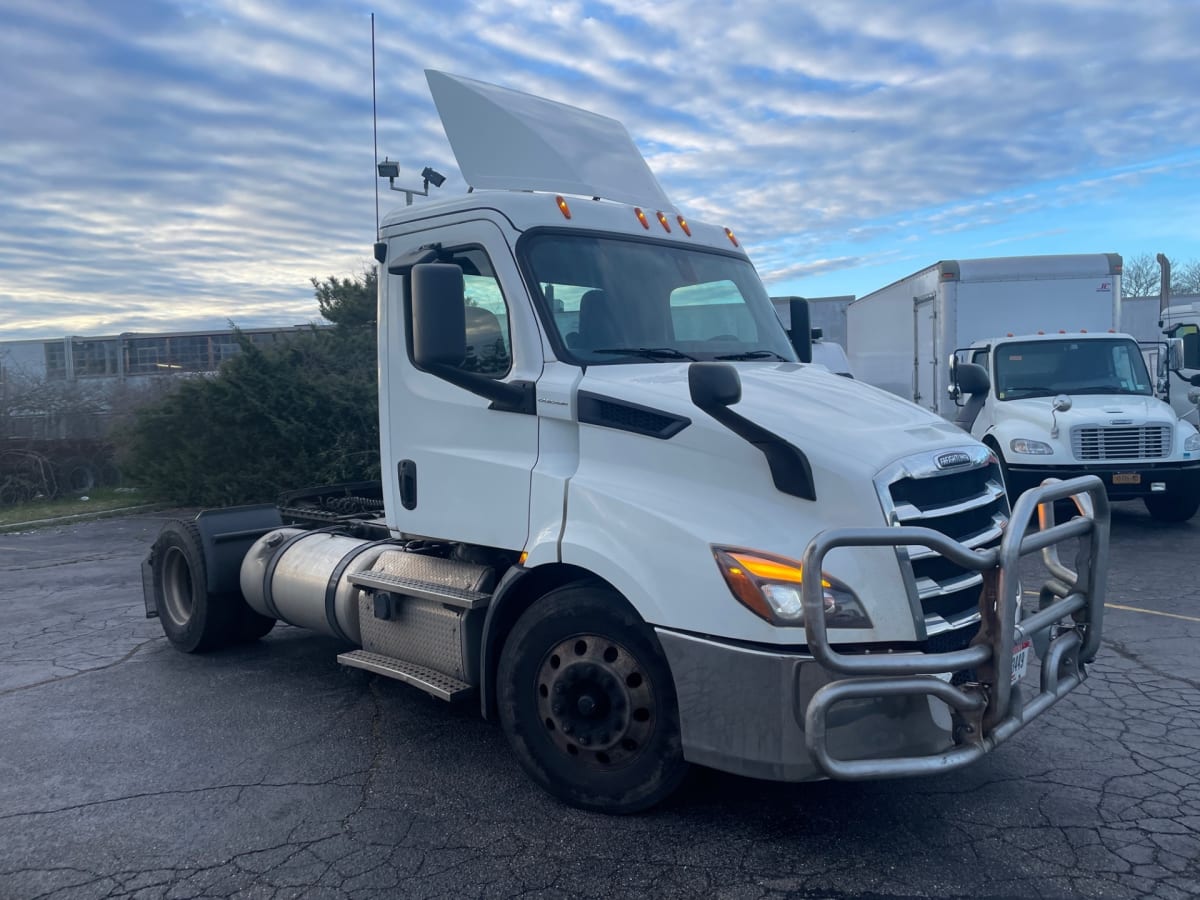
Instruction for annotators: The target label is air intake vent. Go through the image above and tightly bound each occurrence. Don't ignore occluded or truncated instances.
[577,391,691,439]
[1071,425,1171,460]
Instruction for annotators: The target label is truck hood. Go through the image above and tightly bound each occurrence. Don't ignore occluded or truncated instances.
[999,393,1176,429]
[580,361,971,475]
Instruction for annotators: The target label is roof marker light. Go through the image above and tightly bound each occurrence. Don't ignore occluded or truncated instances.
[724,227,739,247]
[634,207,650,230]
[1037,330,1045,335]
[1007,332,1014,337]
[656,211,671,232]
[1059,329,1066,334]
[555,195,571,219]
[1081,328,1088,333]
[676,214,691,236]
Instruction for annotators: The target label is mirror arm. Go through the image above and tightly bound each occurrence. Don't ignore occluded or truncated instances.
[428,365,536,414]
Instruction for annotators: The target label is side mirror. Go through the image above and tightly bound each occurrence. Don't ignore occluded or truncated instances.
[1166,337,1185,372]
[954,362,990,396]
[411,263,466,369]
[689,362,742,410]
[788,298,812,363]
[1052,395,1073,413]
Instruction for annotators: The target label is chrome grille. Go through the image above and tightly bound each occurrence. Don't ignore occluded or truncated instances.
[1071,425,1171,460]
[877,446,1009,643]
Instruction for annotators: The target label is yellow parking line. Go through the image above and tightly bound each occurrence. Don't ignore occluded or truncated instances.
[1023,590,1200,623]
[1103,603,1200,624]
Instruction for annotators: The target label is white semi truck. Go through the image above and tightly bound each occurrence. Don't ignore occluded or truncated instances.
[144,72,1109,813]
[847,255,1200,522]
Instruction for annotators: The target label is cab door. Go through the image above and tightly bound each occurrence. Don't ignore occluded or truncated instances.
[378,218,543,550]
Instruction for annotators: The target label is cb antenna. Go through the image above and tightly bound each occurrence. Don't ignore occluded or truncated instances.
[371,12,380,239]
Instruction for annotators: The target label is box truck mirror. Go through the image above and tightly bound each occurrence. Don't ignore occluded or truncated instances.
[954,362,990,396]
[1166,337,1186,373]
[789,298,812,363]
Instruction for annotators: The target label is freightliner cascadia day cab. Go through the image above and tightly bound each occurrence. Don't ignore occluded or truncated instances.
[144,71,1110,813]
[847,255,1200,522]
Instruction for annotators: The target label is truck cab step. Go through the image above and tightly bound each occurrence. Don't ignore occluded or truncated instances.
[337,650,474,701]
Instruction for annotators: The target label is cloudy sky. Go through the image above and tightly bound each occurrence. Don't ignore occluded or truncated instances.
[2,0,1198,341]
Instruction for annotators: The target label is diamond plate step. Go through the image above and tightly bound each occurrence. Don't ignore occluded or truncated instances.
[337,650,474,701]
[347,570,491,610]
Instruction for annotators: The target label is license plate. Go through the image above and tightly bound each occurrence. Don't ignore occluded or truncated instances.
[1112,472,1141,485]
[1011,639,1032,685]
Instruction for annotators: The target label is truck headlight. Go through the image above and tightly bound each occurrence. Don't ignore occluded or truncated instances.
[1185,433,1200,453]
[1010,438,1053,455]
[713,547,871,628]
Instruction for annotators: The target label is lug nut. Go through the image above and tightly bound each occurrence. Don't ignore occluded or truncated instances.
[579,735,590,746]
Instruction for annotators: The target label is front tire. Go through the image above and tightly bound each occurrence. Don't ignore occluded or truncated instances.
[497,583,688,814]
[1144,490,1200,523]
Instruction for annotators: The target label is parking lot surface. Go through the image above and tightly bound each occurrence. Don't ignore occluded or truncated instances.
[1,507,1198,899]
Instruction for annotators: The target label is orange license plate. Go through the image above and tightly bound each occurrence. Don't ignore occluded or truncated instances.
[1112,473,1141,485]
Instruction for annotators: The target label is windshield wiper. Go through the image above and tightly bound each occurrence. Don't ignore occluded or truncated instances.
[715,349,789,361]
[590,347,698,361]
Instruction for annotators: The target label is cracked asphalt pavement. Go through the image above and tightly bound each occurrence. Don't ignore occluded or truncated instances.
[1,508,1198,899]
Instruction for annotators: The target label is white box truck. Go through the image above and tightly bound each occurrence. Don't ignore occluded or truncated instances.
[143,72,1108,813]
[847,255,1200,521]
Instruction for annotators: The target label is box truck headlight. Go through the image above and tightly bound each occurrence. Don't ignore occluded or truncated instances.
[713,547,871,628]
[1010,438,1054,455]
[1185,433,1200,453]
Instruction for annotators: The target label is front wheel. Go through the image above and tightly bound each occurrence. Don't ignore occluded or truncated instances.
[1144,490,1200,523]
[497,583,688,814]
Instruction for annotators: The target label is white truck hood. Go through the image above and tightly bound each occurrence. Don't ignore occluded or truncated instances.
[999,393,1176,429]
[580,361,971,476]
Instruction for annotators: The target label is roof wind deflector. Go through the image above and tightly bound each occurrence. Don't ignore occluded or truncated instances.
[425,69,674,210]
[388,244,442,275]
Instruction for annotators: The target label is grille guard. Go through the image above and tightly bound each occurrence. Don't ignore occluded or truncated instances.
[800,475,1109,780]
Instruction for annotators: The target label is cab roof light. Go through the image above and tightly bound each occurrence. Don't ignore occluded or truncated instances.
[555,195,571,219]
[1037,330,1045,335]
[634,207,650,230]
[724,227,739,247]
[655,210,671,232]
[676,214,692,236]
[1081,328,1088,333]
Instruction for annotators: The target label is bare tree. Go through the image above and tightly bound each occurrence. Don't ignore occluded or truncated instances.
[1173,260,1200,295]
[1123,253,1200,298]
[1122,254,1161,298]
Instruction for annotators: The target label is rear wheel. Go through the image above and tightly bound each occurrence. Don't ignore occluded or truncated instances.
[497,583,688,814]
[152,520,245,652]
[1144,491,1200,523]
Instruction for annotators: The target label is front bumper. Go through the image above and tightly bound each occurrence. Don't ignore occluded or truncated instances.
[658,477,1109,783]
[1005,459,1200,501]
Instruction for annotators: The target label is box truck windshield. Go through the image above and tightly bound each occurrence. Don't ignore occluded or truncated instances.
[525,233,796,364]
[994,338,1154,400]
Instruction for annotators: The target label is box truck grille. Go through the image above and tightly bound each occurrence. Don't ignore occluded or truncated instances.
[1071,425,1171,460]
[878,447,1009,640]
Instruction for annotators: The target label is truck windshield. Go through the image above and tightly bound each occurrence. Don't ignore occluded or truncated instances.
[994,338,1153,400]
[521,232,796,364]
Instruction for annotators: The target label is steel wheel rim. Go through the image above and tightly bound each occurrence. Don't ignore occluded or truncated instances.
[161,546,195,627]
[535,633,655,769]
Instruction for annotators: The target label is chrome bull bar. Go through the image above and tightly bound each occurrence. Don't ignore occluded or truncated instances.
[799,475,1109,780]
